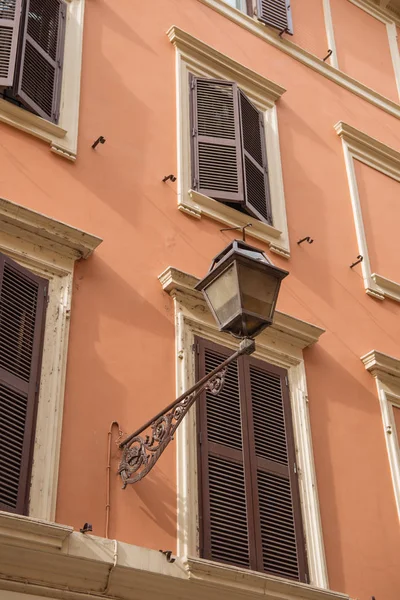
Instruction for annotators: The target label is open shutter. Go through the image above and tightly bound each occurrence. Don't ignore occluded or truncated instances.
[14,0,66,123]
[239,90,272,225]
[0,254,47,515]
[190,76,245,203]
[245,357,308,581]
[0,0,22,87]
[257,0,293,35]
[197,338,255,569]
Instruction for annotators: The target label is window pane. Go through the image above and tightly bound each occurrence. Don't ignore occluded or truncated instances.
[222,0,246,11]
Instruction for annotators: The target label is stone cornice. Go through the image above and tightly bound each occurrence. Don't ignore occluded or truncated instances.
[0,513,349,600]
[159,266,325,349]
[0,197,102,260]
[361,349,400,382]
[167,25,286,107]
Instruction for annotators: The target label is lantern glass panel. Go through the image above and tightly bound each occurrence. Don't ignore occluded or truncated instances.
[203,262,240,328]
[238,263,278,321]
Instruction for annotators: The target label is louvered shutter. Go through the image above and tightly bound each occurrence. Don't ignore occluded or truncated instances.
[257,0,293,35]
[197,338,257,569]
[0,254,47,515]
[239,90,272,225]
[0,0,22,87]
[14,0,66,123]
[245,357,308,581]
[190,76,245,203]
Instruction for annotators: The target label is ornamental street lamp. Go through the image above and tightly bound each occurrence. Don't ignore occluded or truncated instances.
[118,240,288,487]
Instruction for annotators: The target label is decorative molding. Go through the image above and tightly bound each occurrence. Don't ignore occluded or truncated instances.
[167,25,286,106]
[0,518,348,600]
[349,0,400,25]
[159,266,325,349]
[0,197,102,259]
[168,26,290,257]
[0,0,85,161]
[160,266,328,588]
[196,0,400,119]
[0,199,101,520]
[361,349,400,382]
[361,350,400,519]
[335,121,400,301]
[0,512,72,551]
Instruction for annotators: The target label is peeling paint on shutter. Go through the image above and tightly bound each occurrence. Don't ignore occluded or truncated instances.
[0,0,22,87]
[0,254,47,515]
[239,90,272,225]
[190,76,245,203]
[15,0,66,123]
[257,0,293,35]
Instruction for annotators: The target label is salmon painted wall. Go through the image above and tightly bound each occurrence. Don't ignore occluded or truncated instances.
[0,1,399,599]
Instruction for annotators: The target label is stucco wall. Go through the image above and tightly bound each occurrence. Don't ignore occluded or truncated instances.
[0,1,399,599]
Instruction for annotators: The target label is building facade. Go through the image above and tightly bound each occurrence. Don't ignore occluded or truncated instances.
[0,0,400,599]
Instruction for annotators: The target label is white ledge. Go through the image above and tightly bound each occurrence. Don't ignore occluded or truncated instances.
[0,197,102,260]
[0,514,348,600]
[186,557,349,600]
[159,266,325,349]
[197,0,400,119]
[0,511,73,551]
[361,349,400,381]
[167,25,286,107]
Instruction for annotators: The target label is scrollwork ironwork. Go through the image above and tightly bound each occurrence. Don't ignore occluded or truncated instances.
[118,337,255,486]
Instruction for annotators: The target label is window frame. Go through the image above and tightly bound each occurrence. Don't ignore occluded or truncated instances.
[0,196,101,520]
[168,26,291,259]
[0,0,84,161]
[159,265,329,588]
[362,349,400,520]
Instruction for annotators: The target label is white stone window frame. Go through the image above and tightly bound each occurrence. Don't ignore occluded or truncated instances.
[0,197,101,520]
[0,0,84,161]
[159,266,329,589]
[168,26,291,259]
[362,350,400,520]
[335,121,400,302]
[348,0,400,100]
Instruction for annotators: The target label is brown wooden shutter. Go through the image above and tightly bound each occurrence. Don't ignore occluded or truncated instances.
[197,338,255,569]
[0,254,47,515]
[257,0,293,35]
[14,0,66,123]
[0,0,23,87]
[190,76,245,203]
[238,90,272,225]
[245,357,308,581]
[196,337,308,581]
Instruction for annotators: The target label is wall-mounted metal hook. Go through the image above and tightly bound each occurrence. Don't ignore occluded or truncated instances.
[80,522,93,534]
[350,255,363,269]
[92,136,106,150]
[162,174,176,183]
[322,49,333,62]
[278,27,289,38]
[297,236,314,245]
[159,550,175,563]
[220,223,253,242]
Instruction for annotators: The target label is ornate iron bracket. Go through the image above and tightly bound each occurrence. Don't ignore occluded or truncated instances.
[118,337,255,486]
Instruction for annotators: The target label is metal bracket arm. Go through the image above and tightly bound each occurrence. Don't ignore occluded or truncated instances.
[118,338,255,486]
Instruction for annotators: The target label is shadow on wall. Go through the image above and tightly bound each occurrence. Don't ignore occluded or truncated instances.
[56,253,176,547]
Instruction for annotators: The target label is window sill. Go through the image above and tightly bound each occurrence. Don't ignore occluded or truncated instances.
[197,0,400,119]
[180,189,290,258]
[185,557,348,600]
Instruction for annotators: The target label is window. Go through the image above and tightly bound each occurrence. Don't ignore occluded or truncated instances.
[0,0,66,124]
[190,76,272,225]
[0,253,47,515]
[222,0,293,34]
[196,337,308,581]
